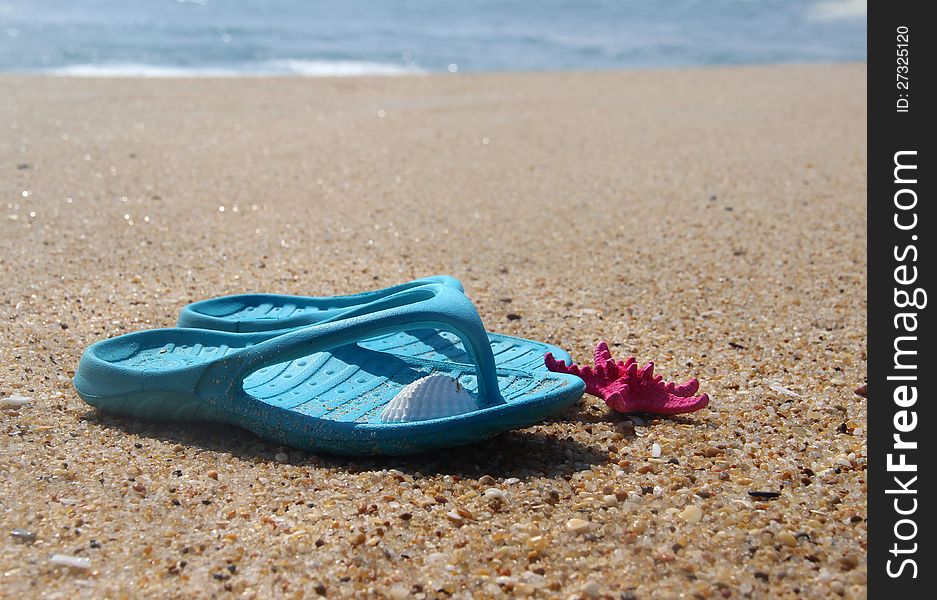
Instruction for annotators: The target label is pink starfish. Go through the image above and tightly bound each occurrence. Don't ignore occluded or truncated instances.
[545,341,709,415]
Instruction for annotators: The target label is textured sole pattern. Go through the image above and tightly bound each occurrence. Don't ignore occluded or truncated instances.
[358,329,551,372]
[224,302,327,321]
[106,331,565,425]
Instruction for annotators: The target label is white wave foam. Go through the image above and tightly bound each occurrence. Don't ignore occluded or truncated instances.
[807,0,866,22]
[49,64,232,77]
[269,59,421,76]
[47,59,425,78]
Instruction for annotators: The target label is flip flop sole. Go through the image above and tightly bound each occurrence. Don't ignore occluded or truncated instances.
[75,331,584,455]
[77,284,585,455]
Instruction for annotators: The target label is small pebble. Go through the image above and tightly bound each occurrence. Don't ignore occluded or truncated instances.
[651,443,661,458]
[678,505,703,524]
[778,531,798,547]
[483,488,507,501]
[525,535,548,551]
[748,490,781,499]
[581,581,601,598]
[566,518,591,534]
[839,555,859,570]
[11,528,36,543]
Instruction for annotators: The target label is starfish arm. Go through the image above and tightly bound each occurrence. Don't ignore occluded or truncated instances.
[650,393,710,415]
[665,378,700,397]
[594,341,614,368]
[605,386,631,413]
[545,352,577,376]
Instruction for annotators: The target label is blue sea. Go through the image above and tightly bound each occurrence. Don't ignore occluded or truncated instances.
[0,0,866,76]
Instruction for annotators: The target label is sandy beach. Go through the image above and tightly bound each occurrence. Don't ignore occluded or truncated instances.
[0,64,866,598]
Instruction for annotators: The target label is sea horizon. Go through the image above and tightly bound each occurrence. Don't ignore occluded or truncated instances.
[1,0,866,77]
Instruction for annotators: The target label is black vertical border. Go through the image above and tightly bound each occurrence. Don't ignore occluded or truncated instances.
[868,1,933,596]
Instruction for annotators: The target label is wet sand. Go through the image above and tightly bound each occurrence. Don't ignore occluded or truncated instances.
[0,64,866,598]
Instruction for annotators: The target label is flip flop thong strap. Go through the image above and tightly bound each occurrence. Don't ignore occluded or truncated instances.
[200,284,505,407]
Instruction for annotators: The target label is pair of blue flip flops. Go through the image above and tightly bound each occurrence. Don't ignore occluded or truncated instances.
[74,276,585,455]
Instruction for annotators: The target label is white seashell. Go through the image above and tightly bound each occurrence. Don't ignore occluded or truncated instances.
[380,375,477,423]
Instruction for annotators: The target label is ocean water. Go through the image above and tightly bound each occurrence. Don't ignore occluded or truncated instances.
[0,0,866,76]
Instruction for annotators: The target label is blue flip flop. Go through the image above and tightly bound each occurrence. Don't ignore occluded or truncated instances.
[177,275,572,372]
[74,284,585,455]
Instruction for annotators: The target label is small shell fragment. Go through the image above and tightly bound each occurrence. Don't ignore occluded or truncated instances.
[1,394,31,408]
[767,381,801,398]
[50,554,91,570]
